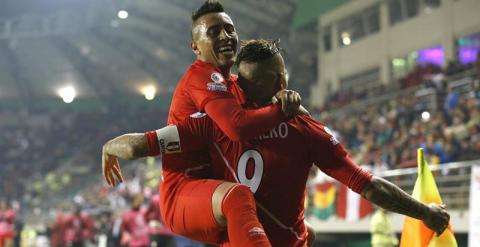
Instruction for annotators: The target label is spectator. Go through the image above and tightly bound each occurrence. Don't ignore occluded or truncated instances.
[120,194,149,247]
[63,205,95,247]
[370,208,398,247]
[0,200,15,247]
[145,194,174,247]
[444,86,460,116]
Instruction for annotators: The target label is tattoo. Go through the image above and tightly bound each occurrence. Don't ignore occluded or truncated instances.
[104,134,149,160]
[127,134,149,158]
[361,177,428,220]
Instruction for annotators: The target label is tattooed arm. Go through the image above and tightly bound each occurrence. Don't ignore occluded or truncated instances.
[101,134,148,186]
[102,123,206,186]
[103,134,148,160]
[361,177,450,235]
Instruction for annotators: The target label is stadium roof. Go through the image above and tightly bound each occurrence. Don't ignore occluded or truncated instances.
[0,0,307,108]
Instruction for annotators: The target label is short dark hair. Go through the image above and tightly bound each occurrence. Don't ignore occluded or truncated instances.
[192,0,225,21]
[236,39,283,65]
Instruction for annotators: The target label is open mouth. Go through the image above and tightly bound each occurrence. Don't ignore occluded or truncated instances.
[218,45,235,56]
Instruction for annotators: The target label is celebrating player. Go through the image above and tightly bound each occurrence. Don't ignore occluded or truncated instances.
[103,39,450,246]
[103,1,304,246]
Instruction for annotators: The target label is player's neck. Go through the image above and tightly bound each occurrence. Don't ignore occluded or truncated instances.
[217,65,231,77]
[196,58,231,77]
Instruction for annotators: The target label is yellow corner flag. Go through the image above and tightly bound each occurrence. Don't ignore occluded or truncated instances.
[399,148,458,247]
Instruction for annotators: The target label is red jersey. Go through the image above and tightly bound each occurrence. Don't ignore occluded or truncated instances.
[161,59,286,227]
[64,213,94,243]
[50,213,67,247]
[0,209,15,241]
[174,113,373,247]
[121,208,150,247]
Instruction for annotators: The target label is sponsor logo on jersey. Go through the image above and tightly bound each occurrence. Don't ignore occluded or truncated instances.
[190,112,207,118]
[207,82,228,92]
[210,72,224,83]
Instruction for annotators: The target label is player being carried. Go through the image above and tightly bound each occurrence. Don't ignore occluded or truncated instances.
[103,39,451,247]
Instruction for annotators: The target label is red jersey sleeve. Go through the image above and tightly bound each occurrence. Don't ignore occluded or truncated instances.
[186,66,286,141]
[176,113,217,152]
[297,115,373,194]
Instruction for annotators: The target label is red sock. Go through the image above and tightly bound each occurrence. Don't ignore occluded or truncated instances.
[221,185,271,247]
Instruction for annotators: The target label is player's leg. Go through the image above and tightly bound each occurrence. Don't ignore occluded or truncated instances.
[162,179,226,244]
[161,178,270,247]
[213,183,271,247]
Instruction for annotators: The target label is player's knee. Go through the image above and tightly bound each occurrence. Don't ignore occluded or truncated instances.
[212,182,238,226]
[213,183,256,226]
[226,184,255,203]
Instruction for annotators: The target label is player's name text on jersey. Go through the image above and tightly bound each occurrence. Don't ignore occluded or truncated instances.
[256,122,288,140]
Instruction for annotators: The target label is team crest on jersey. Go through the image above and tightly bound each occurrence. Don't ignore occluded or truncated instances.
[207,72,227,92]
[324,126,340,145]
[190,112,207,118]
[210,72,224,83]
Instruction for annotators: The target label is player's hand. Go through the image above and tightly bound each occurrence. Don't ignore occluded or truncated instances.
[102,145,124,187]
[298,105,310,116]
[422,203,450,235]
[275,89,301,118]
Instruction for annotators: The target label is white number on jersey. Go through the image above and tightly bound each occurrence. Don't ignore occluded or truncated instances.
[237,150,264,193]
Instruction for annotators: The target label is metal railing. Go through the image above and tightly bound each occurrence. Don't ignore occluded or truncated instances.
[376,160,478,210]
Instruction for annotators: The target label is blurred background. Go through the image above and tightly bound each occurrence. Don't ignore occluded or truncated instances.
[0,0,478,246]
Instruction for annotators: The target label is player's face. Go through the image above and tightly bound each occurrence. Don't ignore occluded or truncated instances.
[238,53,288,104]
[191,13,238,71]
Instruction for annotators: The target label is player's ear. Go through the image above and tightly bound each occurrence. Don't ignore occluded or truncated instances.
[191,41,200,56]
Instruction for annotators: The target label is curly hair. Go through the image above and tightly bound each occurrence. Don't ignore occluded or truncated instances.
[192,0,225,21]
[236,39,283,65]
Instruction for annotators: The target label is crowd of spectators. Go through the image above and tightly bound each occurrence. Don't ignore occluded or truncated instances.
[0,104,167,209]
[317,71,480,172]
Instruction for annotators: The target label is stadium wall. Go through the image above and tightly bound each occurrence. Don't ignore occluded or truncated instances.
[310,0,480,106]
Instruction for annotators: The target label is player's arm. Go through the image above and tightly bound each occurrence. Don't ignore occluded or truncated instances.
[360,177,449,235]
[102,117,215,186]
[203,89,300,141]
[102,133,148,161]
[188,71,300,141]
[302,117,450,235]
[316,156,450,236]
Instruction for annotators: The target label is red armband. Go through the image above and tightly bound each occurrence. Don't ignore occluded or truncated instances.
[144,131,160,156]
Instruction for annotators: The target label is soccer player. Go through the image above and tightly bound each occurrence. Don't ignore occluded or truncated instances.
[104,1,303,247]
[103,39,451,247]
